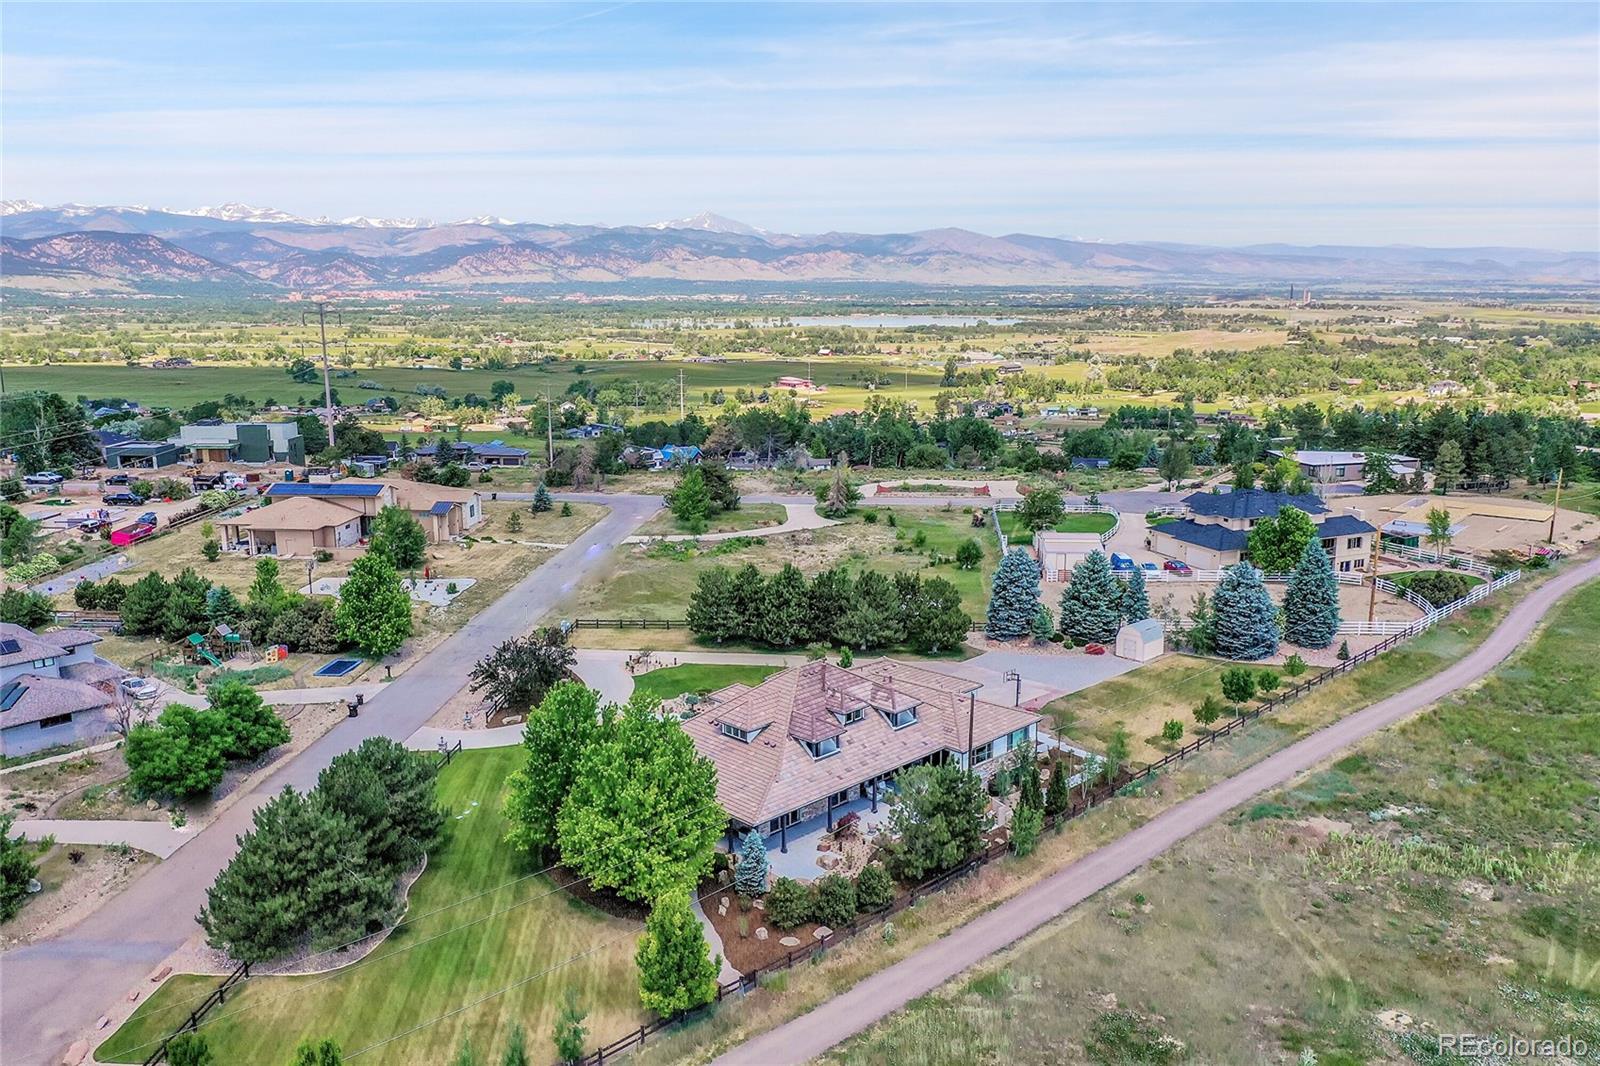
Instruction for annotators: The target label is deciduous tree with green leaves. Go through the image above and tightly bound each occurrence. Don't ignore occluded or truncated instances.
[668,467,711,532]
[369,505,428,570]
[955,537,983,571]
[551,990,587,1065]
[125,704,227,800]
[1017,487,1064,533]
[290,1039,344,1066]
[635,890,720,1016]
[335,552,413,658]
[0,813,39,923]
[1246,505,1317,574]
[209,680,290,761]
[469,628,577,714]
[504,683,607,858]
[557,698,722,901]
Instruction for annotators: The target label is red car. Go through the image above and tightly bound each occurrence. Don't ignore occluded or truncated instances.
[1162,560,1193,575]
[1084,643,1108,655]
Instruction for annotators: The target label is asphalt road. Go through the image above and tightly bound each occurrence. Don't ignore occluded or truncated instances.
[0,496,658,1066]
[710,555,1600,1066]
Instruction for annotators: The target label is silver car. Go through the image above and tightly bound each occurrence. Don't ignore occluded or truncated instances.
[119,676,161,700]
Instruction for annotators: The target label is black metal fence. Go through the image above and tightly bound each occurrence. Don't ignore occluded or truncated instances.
[140,960,250,1066]
[565,630,1418,1066]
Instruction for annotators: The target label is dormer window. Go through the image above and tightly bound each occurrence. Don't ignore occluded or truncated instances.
[834,706,864,726]
[718,722,754,743]
[881,706,918,729]
[801,736,840,760]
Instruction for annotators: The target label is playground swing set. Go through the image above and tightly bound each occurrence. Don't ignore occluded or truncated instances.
[182,625,260,668]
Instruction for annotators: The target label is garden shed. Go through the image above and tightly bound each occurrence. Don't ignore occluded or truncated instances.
[1115,619,1164,663]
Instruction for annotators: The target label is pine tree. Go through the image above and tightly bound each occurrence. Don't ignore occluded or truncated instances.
[1282,540,1340,649]
[119,571,171,636]
[759,564,809,647]
[985,547,1041,639]
[531,481,553,513]
[1058,549,1122,645]
[687,567,741,644]
[1043,758,1070,817]
[805,568,851,643]
[1120,565,1150,623]
[1211,563,1280,660]
[906,577,971,654]
[635,891,720,1016]
[289,1038,344,1066]
[733,831,769,897]
[669,467,711,532]
[1433,440,1465,494]
[1030,603,1055,643]
[730,564,767,641]
[501,1023,530,1066]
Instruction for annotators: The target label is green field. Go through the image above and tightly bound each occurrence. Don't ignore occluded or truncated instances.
[631,662,784,704]
[825,579,1600,1066]
[98,747,645,1065]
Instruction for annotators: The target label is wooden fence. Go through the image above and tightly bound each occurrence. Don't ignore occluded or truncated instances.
[140,961,250,1066]
[51,609,122,630]
[433,738,464,769]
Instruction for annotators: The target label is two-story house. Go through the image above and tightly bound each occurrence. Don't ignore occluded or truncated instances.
[0,625,125,757]
[1149,490,1376,573]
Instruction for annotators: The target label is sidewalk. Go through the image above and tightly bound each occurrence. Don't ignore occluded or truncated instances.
[12,819,190,859]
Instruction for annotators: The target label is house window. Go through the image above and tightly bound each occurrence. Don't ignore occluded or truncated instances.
[882,707,918,729]
[38,713,73,729]
[718,722,751,743]
[835,707,864,726]
[31,658,55,669]
[1009,727,1030,750]
[971,741,994,764]
[1346,536,1363,549]
[1339,560,1353,573]
[830,789,851,806]
[767,811,800,833]
[1321,538,1337,552]
[802,736,840,760]
[1335,466,1347,478]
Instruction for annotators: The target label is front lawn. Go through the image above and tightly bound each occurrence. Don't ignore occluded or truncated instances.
[997,511,1115,542]
[631,663,784,704]
[98,747,645,1065]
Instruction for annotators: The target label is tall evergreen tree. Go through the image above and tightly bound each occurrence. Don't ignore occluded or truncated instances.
[733,830,769,897]
[1282,540,1340,649]
[687,567,741,644]
[985,547,1041,639]
[759,564,810,647]
[1433,439,1465,494]
[729,564,767,640]
[906,577,971,654]
[1211,563,1280,660]
[1120,565,1150,623]
[805,567,851,644]
[531,481,553,513]
[1058,549,1122,644]
[635,891,719,1016]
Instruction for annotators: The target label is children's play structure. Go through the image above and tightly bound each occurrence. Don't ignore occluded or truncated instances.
[183,625,254,667]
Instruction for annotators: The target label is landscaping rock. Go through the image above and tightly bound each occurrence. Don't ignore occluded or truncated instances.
[813,926,832,940]
[150,965,172,982]
[145,799,160,811]
[720,896,730,908]
[779,936,801,947]
[126,989,140,1002]
[752,899,765,910]
[755,927,768,941]
[61,1039,89,1065]
[95,1016,110,1030]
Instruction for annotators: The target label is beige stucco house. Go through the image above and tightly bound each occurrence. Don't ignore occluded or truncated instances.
[218,480,483,558]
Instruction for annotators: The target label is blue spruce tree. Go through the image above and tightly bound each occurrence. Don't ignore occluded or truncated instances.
[986,547,1041,639]
[1058,549,1123,644]
[1120,565,1150,624]
[733,830,769,897]
[1282,539,1340,648]
[1212,562,1280,660]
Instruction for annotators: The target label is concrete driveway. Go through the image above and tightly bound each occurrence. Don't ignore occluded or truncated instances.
[12,819,190,859]
[923,647,1141,710]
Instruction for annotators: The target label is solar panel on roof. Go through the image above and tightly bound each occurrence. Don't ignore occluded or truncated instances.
[0,639,21,655]
[266,482,384,498]
[0,682,26,712]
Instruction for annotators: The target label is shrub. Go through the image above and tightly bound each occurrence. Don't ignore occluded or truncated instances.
[811,873,857,928]
[1283,653,1308,677]
[1337,639,1351,661]
[765,876,813,929]
[202,538,221,562]
[1256,669,1281,697]
[1161,719,1184,742]
[854,863,894,912]
[1220,666,1257,705]
[1405,570,1472,608]
[1010,803,1043,857]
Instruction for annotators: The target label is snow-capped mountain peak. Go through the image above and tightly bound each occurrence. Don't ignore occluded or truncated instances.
[1,200,45,216]
[337,215,434,230]
[172,202,310,224]
[647,211,768,237]
[452,215,516,227]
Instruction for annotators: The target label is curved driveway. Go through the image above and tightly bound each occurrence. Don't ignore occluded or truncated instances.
[710,556,1600,1066]
[0,497,659,1066]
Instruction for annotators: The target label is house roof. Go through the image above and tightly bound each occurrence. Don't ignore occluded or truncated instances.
[1183,489,1327,520]
[381,479,479,512]
[226,497,363,531]
[1275,449,1418,467]
[1315,514,1377,538]
[266,481,387,499]
[0,625,100,669]
[1156,519,1250,553]
[681,658,1039,827]
[0,674,117,728]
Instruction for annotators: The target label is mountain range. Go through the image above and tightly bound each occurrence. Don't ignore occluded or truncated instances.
[2,202,1595,291]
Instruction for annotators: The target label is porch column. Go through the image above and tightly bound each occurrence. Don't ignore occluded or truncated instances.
[870,780,878,813]
[826,796,834,833]
[779,820,787,854]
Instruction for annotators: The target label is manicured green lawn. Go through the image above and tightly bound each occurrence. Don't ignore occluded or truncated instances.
[997,511,1115,542]
[632,662,784,704]
[98,748,645,1065]
[635,502,789,537]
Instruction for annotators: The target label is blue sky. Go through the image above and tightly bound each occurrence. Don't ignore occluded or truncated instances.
[4,2,1597,248]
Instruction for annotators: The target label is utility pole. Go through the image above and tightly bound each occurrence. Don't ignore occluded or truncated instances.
[301,297,341,449]
[1366,529,1382,623]
[1548,468,1563,543]
[678,367,685,418]
[545,389,554,469]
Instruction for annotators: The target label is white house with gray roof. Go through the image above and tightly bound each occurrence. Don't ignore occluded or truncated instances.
[0,625,126,757]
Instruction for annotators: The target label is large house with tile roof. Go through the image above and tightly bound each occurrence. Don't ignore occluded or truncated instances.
[682,658,1040,853]
[0,625,125,757]
[1149,489,1376,572]
[216,479,483,558]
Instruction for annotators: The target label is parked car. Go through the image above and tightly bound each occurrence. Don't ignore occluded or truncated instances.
[136,511,159,527]
[103,492,143,506]
[1109,552,1136,572]
[119,676,161,700]
[1140,562,1159,572]
[104,473,133,486]
[1162,559,1193,575]
[22,472,64,487]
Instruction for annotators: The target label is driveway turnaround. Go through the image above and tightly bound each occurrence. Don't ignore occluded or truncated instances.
[0,497,659,1066]
[11,820,189,859]
[710,557,1600,1066]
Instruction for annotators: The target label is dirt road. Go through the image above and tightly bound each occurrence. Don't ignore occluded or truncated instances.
[711,556,1600,1066]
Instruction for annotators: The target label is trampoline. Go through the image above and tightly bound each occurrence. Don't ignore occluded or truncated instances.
[315,657,363,678]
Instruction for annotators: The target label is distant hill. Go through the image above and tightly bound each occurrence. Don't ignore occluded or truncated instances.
[2,202,1594,291]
